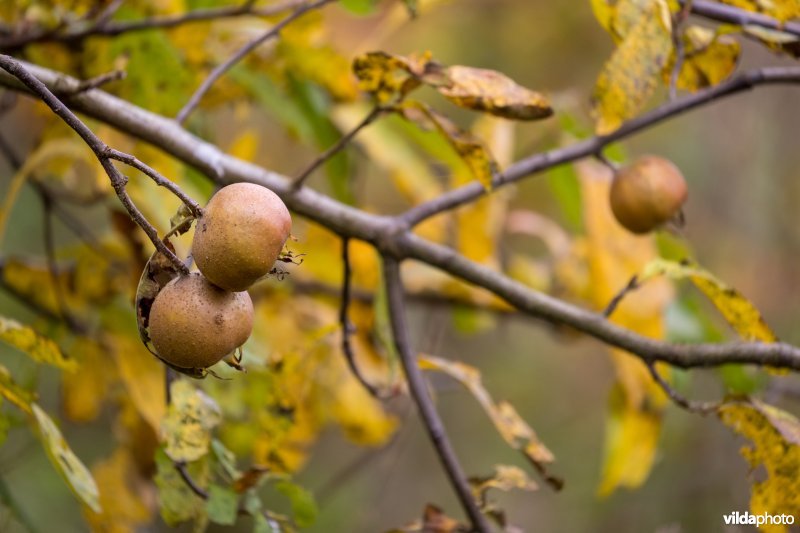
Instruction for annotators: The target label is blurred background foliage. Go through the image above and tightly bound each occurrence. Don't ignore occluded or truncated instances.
[0,0,799,531]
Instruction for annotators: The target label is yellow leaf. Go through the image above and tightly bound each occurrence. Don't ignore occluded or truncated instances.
[593,0,674,134]
[161,380,222,463]
[597,383,663,496]
[110,325,167,432]
[398,100,498,190]
[718,399,800,532]
[0,316,76,371]
[637,258,777,342]
[0,364,33,413]
[84,448,152,533]
[579,161,672,493]
[667,26,741,91]
[472,464,538,493]
[590,0,616,34]
[32,404,101,513]
[419,355,554,466]
[227,129,259,162]
[62,337,117,423]
[352,51,428,103]
[439,65,552,121]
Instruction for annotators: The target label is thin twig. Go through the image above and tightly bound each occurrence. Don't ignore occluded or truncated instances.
[683,0,800,38]
[400,66,800,227]
[0,54,190,274]
[175,0,335,125]
[0,0,307,51]
[646,361,719,414]
[53,69,126,96]
[668,0,692,101]
[293,105,384,189]
[382,257,490,533]
[339,237,385,398]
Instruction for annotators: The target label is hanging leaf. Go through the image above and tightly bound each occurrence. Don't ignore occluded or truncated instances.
[611,258,777,342]
[470,464,539,496]
[352,51,433,103]
[388,503,467,533]
[396,100,498,189]
[418,355,557,483]
[666,26,740,91]
[0,364,34,413]
[592,0,673,134]
[161,380,222,463]
[32,404,101,513]
[438,65,552,120]
[718,399,800,529]
[0,316,76,371]
[84,448,151,532]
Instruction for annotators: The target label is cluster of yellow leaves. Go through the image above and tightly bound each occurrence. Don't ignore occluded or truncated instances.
[591,0,744,133]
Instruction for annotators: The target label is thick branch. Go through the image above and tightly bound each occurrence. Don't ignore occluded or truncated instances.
[401,66,800,226]
[175,0,335,124]
[382,257,491,533]
[4,62,800,372]
[685,0,800,38]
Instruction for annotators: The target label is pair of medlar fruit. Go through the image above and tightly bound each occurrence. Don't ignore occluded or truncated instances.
[148,183,292,370]
[609,155,688,234]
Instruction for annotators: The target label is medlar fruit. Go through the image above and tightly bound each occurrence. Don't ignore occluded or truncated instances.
[148,273,254,369]
[609,155,688,234]
[192,183,292,291]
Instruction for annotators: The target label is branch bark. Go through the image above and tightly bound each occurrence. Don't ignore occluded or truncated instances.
[3,61,800,373]
[382,257,491,533]
[685,0,800,38]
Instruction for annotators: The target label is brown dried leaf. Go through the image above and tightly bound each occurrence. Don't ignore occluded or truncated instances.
[438,65,552,121]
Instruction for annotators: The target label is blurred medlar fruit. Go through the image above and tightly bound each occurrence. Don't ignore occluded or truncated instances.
[148,273,254,369]
[192,183,292,291]
[609,155,688,234]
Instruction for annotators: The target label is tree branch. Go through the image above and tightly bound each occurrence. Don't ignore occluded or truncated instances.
[4,62,800,373]
[684,0,800,38]
[339,237,385,398]
[382,257,491,533]
[292,104,385,189]
[0,54,194,274]
[175,0,336,125]
[0,0,308,51]
[400,66,800,227]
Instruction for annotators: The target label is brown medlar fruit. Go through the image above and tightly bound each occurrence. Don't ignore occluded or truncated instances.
[192,183,292,291]
[609,155,688,234]
[148,273,254,369]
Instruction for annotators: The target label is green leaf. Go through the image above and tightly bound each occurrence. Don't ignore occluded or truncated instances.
[207,484,239,526]
[275,480,318,528]
[32,404,101,513]
[0,316,76,371]
[546,164,583,233]
[161,380,222,463]
[154,448,209,527]
[402,0,418,17]
[339,0,379,15]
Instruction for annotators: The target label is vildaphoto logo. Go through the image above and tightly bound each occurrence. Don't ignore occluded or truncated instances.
[723,511,795,526]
